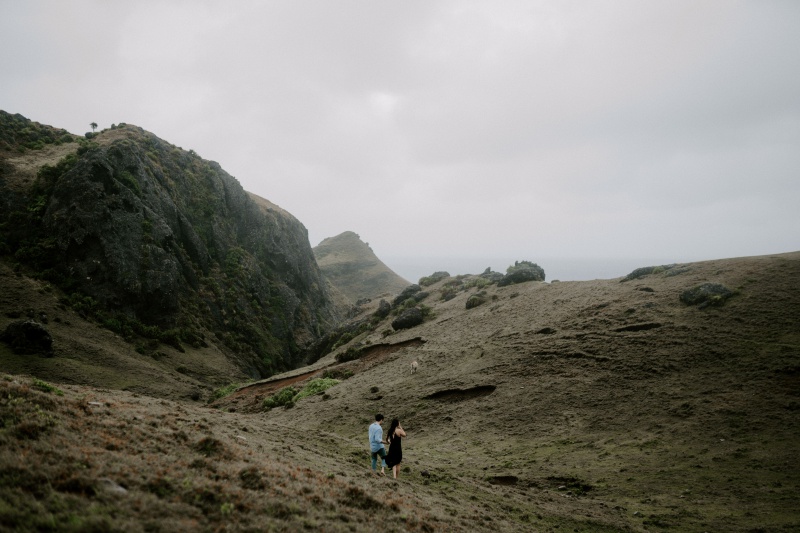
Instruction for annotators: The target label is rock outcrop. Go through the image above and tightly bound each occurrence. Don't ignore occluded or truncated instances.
[0,112,339,378]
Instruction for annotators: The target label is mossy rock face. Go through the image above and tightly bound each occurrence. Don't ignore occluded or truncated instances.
[680,283,735,308]
[391,307,424,330]
[0,112,339,379]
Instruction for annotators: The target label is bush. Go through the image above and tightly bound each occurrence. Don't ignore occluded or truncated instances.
[392,285,421,306]
[262,379,340,410]
[466,292,487,309]
[293,378,340,401]
[323,368,354,380]
[336,345,365,363]
[373,299,391,319]
[263,386,298,410]
[440,287,458,301]
[498,261,545,286]
[391,307,424,330]
[419,271,450,287]
[31,378,64,396]
[210,383,241,403]
[464,277,490,290]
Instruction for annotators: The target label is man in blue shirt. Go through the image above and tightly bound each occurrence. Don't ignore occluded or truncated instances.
[369,414,388,475]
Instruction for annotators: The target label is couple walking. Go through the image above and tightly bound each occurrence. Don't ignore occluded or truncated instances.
[369,414,406,479]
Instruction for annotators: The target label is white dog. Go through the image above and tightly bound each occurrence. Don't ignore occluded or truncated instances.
[411,360,418,374]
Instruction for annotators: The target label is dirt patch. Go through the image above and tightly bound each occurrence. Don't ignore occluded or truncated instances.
[423,385,497,402]
[614,322,662,332]
[216,337,427,413]
[487,475,519,486]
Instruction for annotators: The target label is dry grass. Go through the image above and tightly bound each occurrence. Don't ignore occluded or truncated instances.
[2,252,800,531]
[0,375,449,532]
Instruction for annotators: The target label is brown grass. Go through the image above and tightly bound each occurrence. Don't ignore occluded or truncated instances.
[2,251,800,531]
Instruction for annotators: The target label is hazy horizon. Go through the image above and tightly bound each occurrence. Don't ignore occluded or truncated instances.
[380,253,765,285]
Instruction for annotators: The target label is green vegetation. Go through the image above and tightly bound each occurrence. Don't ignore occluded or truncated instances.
[209,383,243,403]
[293,378,340,401]
[322,368,354,380]
[118,170,141,196]
[335,345,365,363]
[0,111,77,151]
[30,378,64,396]
[419,271,450,287]
[262,386,298,409]
[465,291,487,309]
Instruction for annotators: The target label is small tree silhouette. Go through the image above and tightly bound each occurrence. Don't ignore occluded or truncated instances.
[90,122,98,132]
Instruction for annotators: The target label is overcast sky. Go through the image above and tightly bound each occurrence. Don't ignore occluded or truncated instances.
[2,1,798,281]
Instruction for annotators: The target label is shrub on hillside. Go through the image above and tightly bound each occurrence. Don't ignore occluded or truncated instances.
[262,379,340,410]
[293,378,340,401]
[262,386,298,410]
[465,292,488,309]
[392,285,421,306]
[439,278,467,301]
[209,383,242,403]
[419,271,450,287]
[440,287,458,301]
[335,344,365,363]
[373,299,391,319]
[323,368,354,380]
[392,307,424,330]
[497,261,545,287]
[479,267,504,283]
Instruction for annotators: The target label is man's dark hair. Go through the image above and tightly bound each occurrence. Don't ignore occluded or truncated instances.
[375,414,384,421]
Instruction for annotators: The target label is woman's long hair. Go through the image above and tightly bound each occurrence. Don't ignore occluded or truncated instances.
[387,418,400,442]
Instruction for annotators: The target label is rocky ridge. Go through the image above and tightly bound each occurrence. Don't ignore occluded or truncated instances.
[0,111,339,387]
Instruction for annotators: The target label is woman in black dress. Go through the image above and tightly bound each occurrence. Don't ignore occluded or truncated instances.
[385,418,406,479]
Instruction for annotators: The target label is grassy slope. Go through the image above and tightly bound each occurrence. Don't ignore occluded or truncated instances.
[225,251,800,532]
[314,231,411,303]
[2,239,799,530]
[0,259,247,401]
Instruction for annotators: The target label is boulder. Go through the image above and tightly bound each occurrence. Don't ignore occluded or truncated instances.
[392,307,424,330]
[680,283,734,308]
[0,320,54,356]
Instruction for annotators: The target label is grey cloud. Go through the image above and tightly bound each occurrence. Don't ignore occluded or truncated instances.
[1,0,798,280]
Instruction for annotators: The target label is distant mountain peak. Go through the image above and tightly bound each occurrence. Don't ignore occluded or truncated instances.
[314,231,409,303]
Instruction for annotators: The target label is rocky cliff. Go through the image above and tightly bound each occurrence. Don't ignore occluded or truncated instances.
[0,111,339,379]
